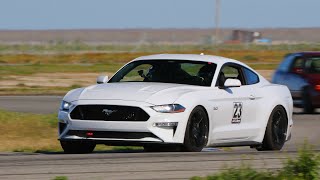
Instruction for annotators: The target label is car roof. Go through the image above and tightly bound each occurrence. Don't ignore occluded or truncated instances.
[290,51,320,57]
[133,54,245,67]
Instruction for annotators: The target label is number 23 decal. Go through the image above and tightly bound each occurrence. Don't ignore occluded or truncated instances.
[232,102,243,124]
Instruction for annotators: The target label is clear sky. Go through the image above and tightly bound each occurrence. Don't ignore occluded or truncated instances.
[0,0,319,29]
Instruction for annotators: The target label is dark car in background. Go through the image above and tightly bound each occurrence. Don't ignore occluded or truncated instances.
[272,52,320,113]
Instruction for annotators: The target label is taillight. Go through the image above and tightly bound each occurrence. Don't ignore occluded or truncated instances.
[315,85,320,91]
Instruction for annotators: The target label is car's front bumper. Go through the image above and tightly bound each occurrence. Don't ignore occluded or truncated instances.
[58,99,189,145]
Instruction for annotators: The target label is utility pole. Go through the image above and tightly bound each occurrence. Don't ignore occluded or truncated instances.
[215,0,220,45]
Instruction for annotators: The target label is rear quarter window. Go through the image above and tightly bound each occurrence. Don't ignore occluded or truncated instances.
[243,68,259,85]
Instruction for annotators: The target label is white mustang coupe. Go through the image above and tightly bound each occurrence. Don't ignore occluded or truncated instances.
[58,54,293,153]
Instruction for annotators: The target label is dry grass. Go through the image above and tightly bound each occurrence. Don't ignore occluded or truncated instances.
[0,46,302,95]
[0,86,71,96]
[0,50,280,95]
[0,52,148,64]
[0,70,273,95]
[0,109,142,152]
[0,50,287,64]
[0,50,283,77]
[0,109,60,152]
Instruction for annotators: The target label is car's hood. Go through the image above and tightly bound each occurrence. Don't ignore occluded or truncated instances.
[64,82,201,105]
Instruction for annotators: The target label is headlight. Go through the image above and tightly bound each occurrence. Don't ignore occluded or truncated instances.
[60,101,72,112]
[151,104,185,113]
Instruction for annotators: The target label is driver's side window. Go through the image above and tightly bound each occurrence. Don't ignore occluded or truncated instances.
[216,65,244,86]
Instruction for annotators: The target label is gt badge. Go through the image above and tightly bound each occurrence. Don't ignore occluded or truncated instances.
[232,102,242,124]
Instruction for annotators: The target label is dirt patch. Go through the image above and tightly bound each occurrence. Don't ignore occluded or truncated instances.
[0,70,274,89]
[0,72,113,88]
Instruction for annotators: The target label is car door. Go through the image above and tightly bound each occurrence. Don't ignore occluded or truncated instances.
[209,64,259,144]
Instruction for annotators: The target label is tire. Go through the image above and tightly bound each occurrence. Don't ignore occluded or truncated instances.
[303,87,314,114]
[256,106,288,151]
[60,141,96,154]
[182,106,209,152]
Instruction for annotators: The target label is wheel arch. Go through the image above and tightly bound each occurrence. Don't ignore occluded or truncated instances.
[196,105,210,136]
[257,102,292,143]
[256,85,293,143]
[190,105,210,145]
[183,105,210,151]
[174,91,215,145]
[195,105,210,121]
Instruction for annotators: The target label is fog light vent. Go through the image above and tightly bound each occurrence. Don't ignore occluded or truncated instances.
[59,122,67,134]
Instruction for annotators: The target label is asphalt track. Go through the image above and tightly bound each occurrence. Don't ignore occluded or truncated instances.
[0,96,62,114]
[0,96,320,180]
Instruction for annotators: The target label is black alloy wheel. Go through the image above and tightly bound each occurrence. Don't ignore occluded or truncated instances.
[257,106,288,151]
[271,109,287,146]
[183,106,209,152]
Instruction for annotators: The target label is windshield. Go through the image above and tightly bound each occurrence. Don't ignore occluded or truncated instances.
[109,60,217,86]
[306,57,320,74]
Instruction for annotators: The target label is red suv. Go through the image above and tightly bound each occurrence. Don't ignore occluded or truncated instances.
[272,52,320,113]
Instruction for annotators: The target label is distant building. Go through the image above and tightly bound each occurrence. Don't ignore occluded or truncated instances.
[228,29,262,43]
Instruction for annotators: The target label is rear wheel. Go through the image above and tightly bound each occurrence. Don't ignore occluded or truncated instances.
[256,106,288,151]
[183,106,209,152]
[60,141,96,154]
[303,87,314,114]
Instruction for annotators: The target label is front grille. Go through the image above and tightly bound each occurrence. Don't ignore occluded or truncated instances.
[66,130,158,139]
[70,105,150,121]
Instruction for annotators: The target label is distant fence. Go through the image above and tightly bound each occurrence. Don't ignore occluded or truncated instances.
[0,28,320,45]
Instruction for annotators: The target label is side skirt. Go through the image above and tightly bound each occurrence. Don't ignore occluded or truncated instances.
[209,141,261,148]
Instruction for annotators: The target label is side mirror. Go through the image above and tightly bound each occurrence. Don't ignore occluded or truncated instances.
[97,75,109,84]
[223,79,241,88]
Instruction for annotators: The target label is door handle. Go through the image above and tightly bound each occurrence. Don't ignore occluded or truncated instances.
[249,95,256,100]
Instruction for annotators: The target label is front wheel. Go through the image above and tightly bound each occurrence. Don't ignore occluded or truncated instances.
[183,106,209,152]
[60,141,96,154]
[256,106,288,151]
